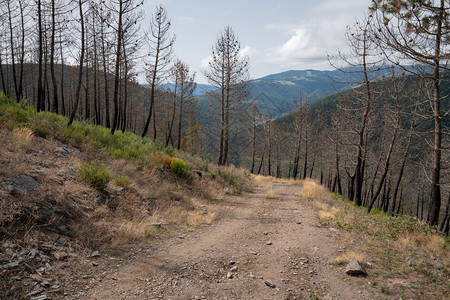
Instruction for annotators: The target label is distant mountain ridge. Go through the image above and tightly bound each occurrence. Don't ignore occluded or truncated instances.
[194,67,397,117]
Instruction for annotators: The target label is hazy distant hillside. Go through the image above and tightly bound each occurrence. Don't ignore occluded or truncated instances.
[246,70,345,116]
[159,83,217,97]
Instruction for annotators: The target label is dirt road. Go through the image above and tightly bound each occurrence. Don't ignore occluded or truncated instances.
[82,182,372,299]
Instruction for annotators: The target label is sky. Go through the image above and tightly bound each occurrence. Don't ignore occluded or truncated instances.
[143,0,372,83]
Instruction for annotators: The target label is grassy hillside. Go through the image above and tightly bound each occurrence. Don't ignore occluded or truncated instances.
[0,93,252,298]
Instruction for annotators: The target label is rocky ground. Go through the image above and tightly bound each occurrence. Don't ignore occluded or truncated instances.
[75,183,373,300]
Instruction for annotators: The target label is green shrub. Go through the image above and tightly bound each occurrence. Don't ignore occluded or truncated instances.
[78,162,111,190]
[221,171,238,185]
[170,158,192,179]
[61,126,84,145]
[32,120,51,138]
[114,175,131,187]
[207,170,217,178]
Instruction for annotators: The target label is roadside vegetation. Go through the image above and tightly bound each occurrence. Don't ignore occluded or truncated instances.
[0,94,252,251]
[296,179,449,298]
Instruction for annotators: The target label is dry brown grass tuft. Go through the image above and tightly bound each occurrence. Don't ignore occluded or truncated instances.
[273,178,299,185]
[12,127,33,148]
[296,179,328,200]
[253,174,273,187]
[187,210,216,227]
[329,251,366,265]
[395,232,446,256]
[264,189,278,199]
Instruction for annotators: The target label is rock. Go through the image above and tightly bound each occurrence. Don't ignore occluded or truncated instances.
[53,251,69,260]
[433,260,444,270]
[226,272,233,279]
[250,251,258,255]
[30,295,51,300]
[31,167,47,174]
[229,260,235,265]
[52,264,65,272]
[263,232,268,235]
[55,236,67,247]
[8,174,40,195]
[40,243,56,252]
[29,249,39,258]
[91,251,100,258]
[405,256,417,266]
[151,222,162,227]
[266,241,273,245]
[345,259,367,276]
[57,225,69,233]
[31,274,46,283]
[56,146,70,158]
[230,266,238,272]
[264,280,276,288]
[27,286,44,297]
[37,202,55,223]
[2,261,22,270]
[61,168,77,181]
[296,221,302,224]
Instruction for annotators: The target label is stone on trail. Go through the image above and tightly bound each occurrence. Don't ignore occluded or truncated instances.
[30,295,51,300]
[404,256,416,266]
[91,251,100,258]
[264,280,276,288]
[345,259,367,276]
[433,260,444,270]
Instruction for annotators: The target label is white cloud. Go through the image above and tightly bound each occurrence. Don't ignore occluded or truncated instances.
[200,55,212,70]
[239,45,256,59]
[267,27,324,67]
[278,29,309,56]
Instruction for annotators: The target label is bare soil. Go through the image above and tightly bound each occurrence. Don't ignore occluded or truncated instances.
[79,183,374,300]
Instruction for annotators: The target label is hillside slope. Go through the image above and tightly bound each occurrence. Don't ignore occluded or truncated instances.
[0,95,251,299]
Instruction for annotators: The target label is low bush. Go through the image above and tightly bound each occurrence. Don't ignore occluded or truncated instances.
[170,158,192,179]
[114,175,131,187]
[78,162,111,190]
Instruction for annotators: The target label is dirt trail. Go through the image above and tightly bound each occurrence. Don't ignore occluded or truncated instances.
[82,183,372,299]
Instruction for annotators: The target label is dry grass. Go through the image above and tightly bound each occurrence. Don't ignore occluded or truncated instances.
[296,179,328,200]
[313,200,341,221]
[395,231,446,256]
[273,177,299,185]
[187,210,216,226]
[317,208,340,221]
[264,189,278,199]
[12,127,33,148]
[329,251,366,265]
[253,174,274,187]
